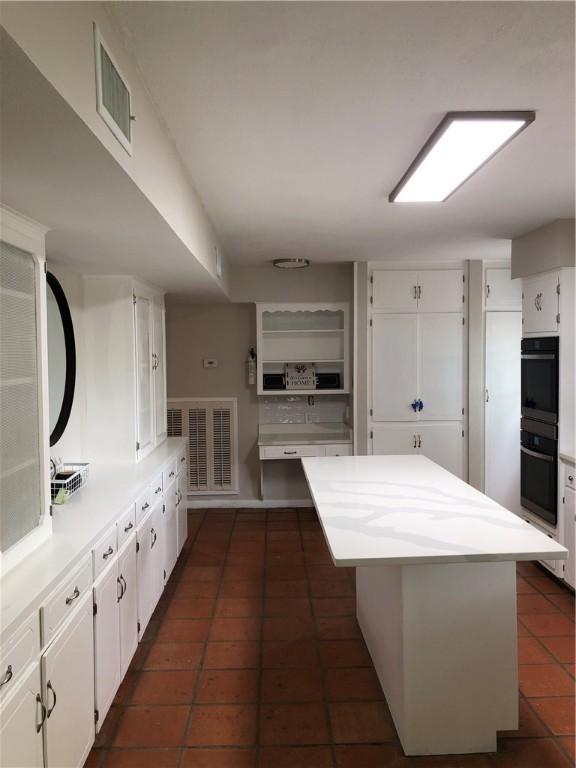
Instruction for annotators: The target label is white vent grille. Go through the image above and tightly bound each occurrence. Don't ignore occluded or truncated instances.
[94,26,132,154]
[167,399,237,495]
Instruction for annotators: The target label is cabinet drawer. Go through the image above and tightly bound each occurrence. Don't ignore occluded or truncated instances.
[566,469,575,491]
[135,486,153,525]
[150,472,164,504]
[0,612,40,702]
[262,445,325,460]
[164,460,177,487]
[324,444,352,457]
[117,504,137,549]
[92,527,118,580]
[41,554,92,645]
[177,450,187,475]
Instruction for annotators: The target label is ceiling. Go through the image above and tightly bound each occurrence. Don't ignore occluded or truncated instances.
[111,1,575,266]
[0,28,226,299]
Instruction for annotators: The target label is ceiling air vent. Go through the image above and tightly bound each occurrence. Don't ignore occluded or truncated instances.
[94,25,133,154]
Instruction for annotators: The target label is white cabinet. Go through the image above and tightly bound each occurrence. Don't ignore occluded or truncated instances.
[0,662,44,768]
[563,480,575,589]
[485,268,522,310]
[522,271,560,334]
[118,539,138,678]
[93,564,121,729]
[136,503,163,638]
[177,472,187,556]
[153,300,167,443]
[372,314,463,422]
[372,423,463,477]
[134,291,154,459]
[372,424,418,456]
[42,594,95,768]
[372,269,464,313]
[163,480,178,583]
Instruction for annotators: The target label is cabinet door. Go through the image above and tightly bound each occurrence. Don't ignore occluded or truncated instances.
[564,487,575,589]
[372,314,418,421]
[134,294,154,458]
[93,564,121,729]
[118,538,138,679]
[153,300,167,443]
[136,511,155,638]
[417,423,463,478]
[372,271,418,312]
[372,424,418,456]
[485,312,522,515]
[42,595,95,768]
[419,314,463,421]
[163,485,178,583]
[0,662,43,768]
[522,272,559,334]
[485,268,522,310]
[177,474,187,556]
[417,270,464,313]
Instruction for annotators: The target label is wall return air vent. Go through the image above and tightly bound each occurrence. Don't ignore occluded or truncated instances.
[94,25,133,154]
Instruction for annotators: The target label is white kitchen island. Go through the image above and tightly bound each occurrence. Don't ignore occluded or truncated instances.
[301,455,567,757]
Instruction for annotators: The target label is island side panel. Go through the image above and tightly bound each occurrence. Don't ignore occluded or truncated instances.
[356,561,518,756]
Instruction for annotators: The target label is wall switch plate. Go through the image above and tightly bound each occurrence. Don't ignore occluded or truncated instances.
[203,358,218,368]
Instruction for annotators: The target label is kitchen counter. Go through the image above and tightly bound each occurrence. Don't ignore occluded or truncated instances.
[302,454,567,757]
[560,451,575,465]
[258,422,352,446]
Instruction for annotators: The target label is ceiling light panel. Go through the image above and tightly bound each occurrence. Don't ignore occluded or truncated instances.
[389,111,535,203]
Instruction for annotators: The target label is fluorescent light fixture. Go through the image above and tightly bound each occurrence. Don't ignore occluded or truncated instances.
[272,258,311,269]
[389,111,535,202]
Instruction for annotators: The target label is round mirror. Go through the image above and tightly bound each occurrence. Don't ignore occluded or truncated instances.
[46,272,76,446]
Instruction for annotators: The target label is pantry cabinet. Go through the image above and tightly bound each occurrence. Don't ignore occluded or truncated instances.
[522,271,560,334]
[372,269,464,313]
[42,594,95,768]
[485,268,522,310]
[372,423,463,477]
[0,662,44,768]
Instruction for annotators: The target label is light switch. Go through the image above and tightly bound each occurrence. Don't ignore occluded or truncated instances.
[203,358,218,368]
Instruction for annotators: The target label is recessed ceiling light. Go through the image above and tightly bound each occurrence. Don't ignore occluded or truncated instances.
[389,111,535,203]
[272,258,311,269]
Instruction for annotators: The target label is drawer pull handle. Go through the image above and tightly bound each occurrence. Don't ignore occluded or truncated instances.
[283,451,297,455]
[569,475,574,482]
[124,521,134,532]
[151,528,157,548]
[155,486,162,494]
[46,681,57,718]
[169,471,175,478]
[0,665,13,688]
[120,574,127,596]
[180,456,186,463]
[102,546,114,560]
[65,587,80,606]
[36,693,47,733]
[117,576,123,602]
[142,502,150,511]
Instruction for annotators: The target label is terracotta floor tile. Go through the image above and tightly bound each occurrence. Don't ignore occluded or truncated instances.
[204,642,260,669]
[209,617,261,642]
[520,613,575,637]
[94,704,123,748]
[195,670,259,703]
[325,668,384,701]
[563,662,575,677]
[215,597,262,618]
[260,702,329,745]
[500,698,548,738]
[516,576,538,594]
[180,566,222,582]
[517,620,531,638]
[130,670,197,705]
[218,581,263,598]
[186,704,257,746]
[329,701,396,743]
[82,749,103,768]
[334,744,403,768]
[558,736,575,761]
[312,598,356,617]
[165,597,216,620]
[319,640,372,668]
[175,581,220,599]
[262,639,318,669]
[517,636,555,664]
[128,642,150,671]
[547,592,576,615]
[259,746,334,768]
[264,597,312,617]
[113,706,189,747]
[316,617,362,640]
[310,580,354,598]
[540,636,576,664]
[144,642,204,670]
[263,616,315,641]
[517,562,546,579]
[222,565,264,581]
[494,737,572,767]
[530,697,575,736]
[525,575,568,595]
[266,564,308,580]
[181,748,256,767]
[102,748,180,768]
[261,668,323,702]
[226,553,265,568]
[265,580,309,597]
[517,593,561,614]
[519,664,575,697]
[307,565,349,581]
[157,619,211,643]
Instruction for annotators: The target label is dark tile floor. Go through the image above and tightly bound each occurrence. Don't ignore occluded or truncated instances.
[85,509,575,768]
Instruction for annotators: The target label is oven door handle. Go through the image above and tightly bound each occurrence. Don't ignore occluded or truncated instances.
[521,446,554,463]
[521,353,555,360]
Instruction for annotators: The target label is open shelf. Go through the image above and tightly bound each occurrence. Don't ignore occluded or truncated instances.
[262,328,344,335]
[263,359,345,364]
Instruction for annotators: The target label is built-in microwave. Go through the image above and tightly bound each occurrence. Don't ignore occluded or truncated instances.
[521,337,559,425]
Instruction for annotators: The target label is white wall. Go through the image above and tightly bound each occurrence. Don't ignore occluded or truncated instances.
[230,263,353,303]
[511,219,575,278]
[1,2,228,292]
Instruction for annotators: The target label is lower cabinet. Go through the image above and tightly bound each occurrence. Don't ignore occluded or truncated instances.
[0,662,44,768]
[118,539,139,679]
[93,564,121,729]
[177,473,187,556]
[563,486,575,589]
[163,480,178,583]
[42,594,95,768]
[137,503,163,638]
[372,423,463,478]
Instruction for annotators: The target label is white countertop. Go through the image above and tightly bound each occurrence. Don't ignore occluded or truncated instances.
[302,455,568,567]
[258,422,352,446]
[0,438,185,640]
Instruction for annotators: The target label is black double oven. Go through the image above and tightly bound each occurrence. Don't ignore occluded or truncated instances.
[520,337,559,527]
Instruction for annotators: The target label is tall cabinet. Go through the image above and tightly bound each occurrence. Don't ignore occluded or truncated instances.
[370,268,466,478]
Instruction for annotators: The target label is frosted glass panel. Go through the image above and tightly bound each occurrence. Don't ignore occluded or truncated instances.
[135,296,152,452]
[0,241,42,551]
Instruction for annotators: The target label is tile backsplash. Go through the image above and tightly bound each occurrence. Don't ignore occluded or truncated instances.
[259,395,349,424]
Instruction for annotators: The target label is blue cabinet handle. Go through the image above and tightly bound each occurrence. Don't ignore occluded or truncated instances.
[418,399,424,411]
[411,400,419,412]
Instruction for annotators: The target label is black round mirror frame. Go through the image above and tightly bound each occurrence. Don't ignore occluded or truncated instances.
[47,272,76,447]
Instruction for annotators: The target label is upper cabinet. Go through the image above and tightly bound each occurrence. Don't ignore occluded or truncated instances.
[372,269,464,313]
[485,268,522,311]
[84,277,166,463]
[522,271,560,335]
[256,303,350,395]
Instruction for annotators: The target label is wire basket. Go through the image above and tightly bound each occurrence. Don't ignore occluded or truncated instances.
[50,463,89,501]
